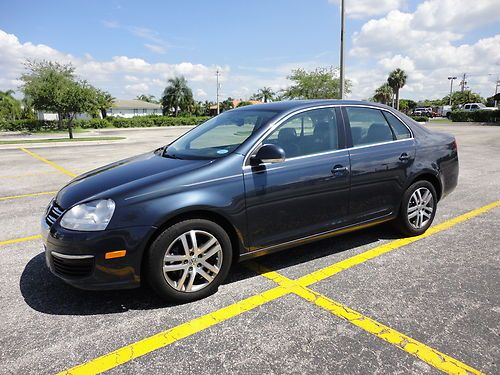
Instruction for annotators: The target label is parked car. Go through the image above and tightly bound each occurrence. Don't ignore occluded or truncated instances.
[42,100,459,302]
[437,105,452,118]
[413,107,433,117]
[462,103,498,111]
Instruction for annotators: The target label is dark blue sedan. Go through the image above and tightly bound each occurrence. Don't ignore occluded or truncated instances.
[42,100,459,302]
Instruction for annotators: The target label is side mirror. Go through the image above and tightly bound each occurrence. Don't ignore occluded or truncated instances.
[250,144,286,165]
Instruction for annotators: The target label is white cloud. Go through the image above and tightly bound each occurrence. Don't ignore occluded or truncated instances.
[411,0,500,31]
[329,0,404,19]
[196,88,207,98]
[347,0,500,101]
[144,44,166,54]
[0,29,239,100]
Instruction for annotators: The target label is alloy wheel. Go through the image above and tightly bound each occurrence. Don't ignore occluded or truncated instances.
[162,230,223,292]
[407,187,434,229]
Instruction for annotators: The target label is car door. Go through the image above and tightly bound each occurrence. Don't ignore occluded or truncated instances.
[243,107,350,250]
[342,106,416,223]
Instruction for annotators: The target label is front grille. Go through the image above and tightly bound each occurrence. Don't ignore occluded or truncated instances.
[46,201,64,226]
[52,253,94,278]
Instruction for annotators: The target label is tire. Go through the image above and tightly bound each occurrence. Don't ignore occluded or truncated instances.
[146,219,233,302]
[394,180,437,236]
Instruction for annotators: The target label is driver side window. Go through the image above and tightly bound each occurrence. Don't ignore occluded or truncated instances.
[262,108,339,158]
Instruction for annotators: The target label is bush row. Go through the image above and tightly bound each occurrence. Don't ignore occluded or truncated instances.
[0,116,212,132]
[410,115,429,122]
[449,110,500,123]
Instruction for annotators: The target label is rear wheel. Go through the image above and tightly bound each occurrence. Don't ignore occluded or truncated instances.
[395,180,437,236]
[146,219,232,302]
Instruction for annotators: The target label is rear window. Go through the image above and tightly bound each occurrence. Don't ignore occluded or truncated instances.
[383,111,411,140]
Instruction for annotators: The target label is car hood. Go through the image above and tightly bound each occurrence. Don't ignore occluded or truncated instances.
[56,151,212,209]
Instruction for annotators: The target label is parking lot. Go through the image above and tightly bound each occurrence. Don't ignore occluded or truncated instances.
[0,122,498,375]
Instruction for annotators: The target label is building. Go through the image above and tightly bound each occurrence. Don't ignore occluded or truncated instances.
[107,99,162,118]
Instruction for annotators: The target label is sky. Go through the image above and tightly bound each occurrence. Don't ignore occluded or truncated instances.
[1,0,499,102]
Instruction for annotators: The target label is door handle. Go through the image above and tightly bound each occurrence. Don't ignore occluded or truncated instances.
[331,165,349,175]
[399,153,410,161]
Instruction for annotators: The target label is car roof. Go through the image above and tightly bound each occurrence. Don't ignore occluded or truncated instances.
[230,99,395,115]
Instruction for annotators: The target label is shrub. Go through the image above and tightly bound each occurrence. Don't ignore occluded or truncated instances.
[410,115,429,122]
[0,116,212,132]
[450,110,500,123]
[0,119,59,132]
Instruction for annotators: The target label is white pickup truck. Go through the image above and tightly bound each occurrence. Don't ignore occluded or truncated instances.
[462,103,498,111]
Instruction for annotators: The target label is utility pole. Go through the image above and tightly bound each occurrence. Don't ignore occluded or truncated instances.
[447,76,457,105]
[216,68,220,115]
[339,0,345,100]
[494,78,500,107]
[459,73,467,93]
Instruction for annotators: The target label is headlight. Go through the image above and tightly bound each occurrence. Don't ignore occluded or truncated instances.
[60,199,115,231]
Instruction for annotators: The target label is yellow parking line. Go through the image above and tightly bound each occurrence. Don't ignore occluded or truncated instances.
[19,148,77,178]
[55,201,498,374]
[249,263,483,375]
[297,200,500,287]
[0,235,42,247]
[0,191,56,201]
[54,286,289,375]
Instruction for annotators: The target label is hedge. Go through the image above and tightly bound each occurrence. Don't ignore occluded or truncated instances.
[0,116,212,132]
[410,115,429,122]
[449,110,500,123]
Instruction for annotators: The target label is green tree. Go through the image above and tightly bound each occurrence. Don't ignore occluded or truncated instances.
[372,83,393,105]
[236,101,253,107]
[0,90,22,120]
[283,66,351,99]
[219,97,234,112]
[251,87,275,102]
[20,60,103,138]
[94,89,114,118]
[136,94,158,103]
[387,68,407,110]
[441,90,484,109]
[398,99,417,113]
[161,76,194,116]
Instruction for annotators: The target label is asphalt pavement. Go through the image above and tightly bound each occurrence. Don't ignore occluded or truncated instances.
[0,122,498,374]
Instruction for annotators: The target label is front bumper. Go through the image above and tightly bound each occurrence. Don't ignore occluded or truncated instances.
[42,219,155,290]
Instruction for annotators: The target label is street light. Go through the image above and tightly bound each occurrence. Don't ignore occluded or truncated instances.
[447,76,457,105]
[216,68,221,115]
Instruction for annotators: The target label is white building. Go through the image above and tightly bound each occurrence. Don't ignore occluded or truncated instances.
[107,99,162,118]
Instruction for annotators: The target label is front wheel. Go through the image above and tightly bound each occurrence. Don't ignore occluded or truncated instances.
[395,181,437,236]
[146,219,233,302]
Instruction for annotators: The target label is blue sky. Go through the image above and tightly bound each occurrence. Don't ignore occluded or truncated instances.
[1,0,499,101]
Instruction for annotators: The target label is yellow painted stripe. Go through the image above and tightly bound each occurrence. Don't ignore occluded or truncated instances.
[19,148,77,178]
[55,200,499,374]
[55,286,289,375]
[251,263,484,375]
[0,235,42,247]
[297,200,500,287]
[0,191,56,201]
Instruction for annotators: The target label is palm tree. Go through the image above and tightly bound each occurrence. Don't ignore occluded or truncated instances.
[251,87,275,103]
[95,89,114,118]
[136,94,158,103]
[387,68,407,110]
[372,83,393,105]
[0,90,22,120]
[161,76,194,116]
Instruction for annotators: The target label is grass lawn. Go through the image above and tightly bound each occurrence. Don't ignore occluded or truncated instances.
[0,136,125,145]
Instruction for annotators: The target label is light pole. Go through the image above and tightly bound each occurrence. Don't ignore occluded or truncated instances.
[339,0,345,99]
[447,76,457,105]
[216,68,221,115]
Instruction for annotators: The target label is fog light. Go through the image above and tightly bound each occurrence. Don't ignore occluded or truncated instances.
[105,250,127,259]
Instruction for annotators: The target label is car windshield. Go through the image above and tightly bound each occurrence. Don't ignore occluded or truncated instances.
[164,109,279,159]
